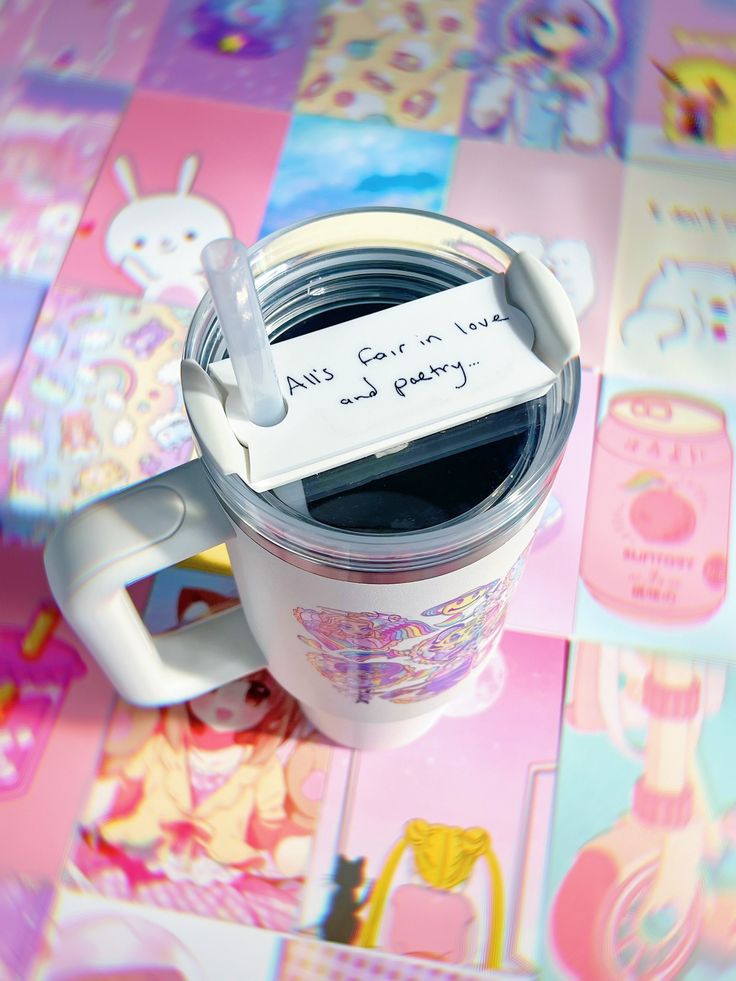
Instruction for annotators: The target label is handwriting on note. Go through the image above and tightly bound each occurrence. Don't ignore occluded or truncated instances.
[283,312,509,409]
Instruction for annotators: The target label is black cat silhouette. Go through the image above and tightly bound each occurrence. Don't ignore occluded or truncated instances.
[320,854,372,945]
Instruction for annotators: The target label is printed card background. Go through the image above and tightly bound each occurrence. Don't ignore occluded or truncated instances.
[260,113,457,237]
[0,276,46,412]
[446,140,624,369]
[39,888,282,980]
[17,0,169,85]
[0,71,127,282]
[141,0,320,110]
[0,543,113,880]
[627,0,736,168]
[296,0,480,133]
[58,90,288,302]
[605,164,736,391]
[541,642,736,979]
[300,630,567,973]
[0,286,192,542]
[461,0,648,156]
[0,873,55,980]
[0,2,52,73]
[0,4,734,980]
[575,373,736,660]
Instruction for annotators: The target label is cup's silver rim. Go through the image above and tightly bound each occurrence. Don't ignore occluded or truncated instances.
[184,207,581,574]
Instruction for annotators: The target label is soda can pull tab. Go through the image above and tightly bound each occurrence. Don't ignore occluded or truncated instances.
[184,250,580,494]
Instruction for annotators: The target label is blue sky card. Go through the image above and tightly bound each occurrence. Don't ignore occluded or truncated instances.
[259,114,457,237]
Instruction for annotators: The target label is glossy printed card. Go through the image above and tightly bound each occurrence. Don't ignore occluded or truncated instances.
[446,139,624,369]
[626,0,736,170]
[0,71,126,282]
[296,0,479,133]
[541,641,736,978]
[141,0,320,110]
[299,630,568,975]
[0,542,114,881]
[460,0,648,157]
[0,286,192,543]
[0,276,46,413]
[38,888,282,980]
[259,114,456,237]
[13,0,168,85]
[605,165,736,392]
[506,368,598,639]
[58,90,288,305]
[61,567,337,935]
[575,374,736,660]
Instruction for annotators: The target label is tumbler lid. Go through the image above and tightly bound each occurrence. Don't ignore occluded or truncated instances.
[183,251,579,494]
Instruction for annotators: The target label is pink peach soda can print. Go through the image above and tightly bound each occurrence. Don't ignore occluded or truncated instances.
[581,390,731,624]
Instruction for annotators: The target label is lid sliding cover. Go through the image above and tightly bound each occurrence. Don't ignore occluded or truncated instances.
[183,244,580,496]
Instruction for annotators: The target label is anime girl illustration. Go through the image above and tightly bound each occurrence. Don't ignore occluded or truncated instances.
[69,667,331,930]
[467,0,622,152]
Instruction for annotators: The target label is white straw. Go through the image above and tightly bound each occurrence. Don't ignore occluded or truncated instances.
[202,238,285,427]
[201,237,308,515]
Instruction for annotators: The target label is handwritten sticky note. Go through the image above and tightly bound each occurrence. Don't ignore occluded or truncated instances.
[209,274,559,490]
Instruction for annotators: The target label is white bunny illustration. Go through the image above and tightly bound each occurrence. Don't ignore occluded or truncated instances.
[105,155,233,308]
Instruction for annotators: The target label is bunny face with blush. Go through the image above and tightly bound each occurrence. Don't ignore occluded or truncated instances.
[105,155,233,308]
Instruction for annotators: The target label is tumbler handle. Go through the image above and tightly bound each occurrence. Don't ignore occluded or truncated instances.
[44,459,266,706]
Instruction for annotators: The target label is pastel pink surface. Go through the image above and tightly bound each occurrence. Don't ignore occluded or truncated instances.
[633,0,736,127]
[0,0,49,69]
[24,0,168,83]
[446,141,624,369]
[58,91,289,297]
[507,369,599,637]
[338,630,567,957]
[0,543,144,879]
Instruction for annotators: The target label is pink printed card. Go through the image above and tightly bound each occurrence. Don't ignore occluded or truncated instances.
[63,564,337,935]
[299,630,568,975]
[541,641,736,978]
[141,0,320,111]
[0,541,114,880]
[0,1,50,72]
[0,873,55,979]
[446,139,624,369]
[506,368,599,639]
[0,71,127,282]
[58,90,289,305]
[13,0,168,85]
[39,888,281,979]
[0,285,193,544]
[627,0,736,169]
[605,165,736,392]
[575,374,736,660]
